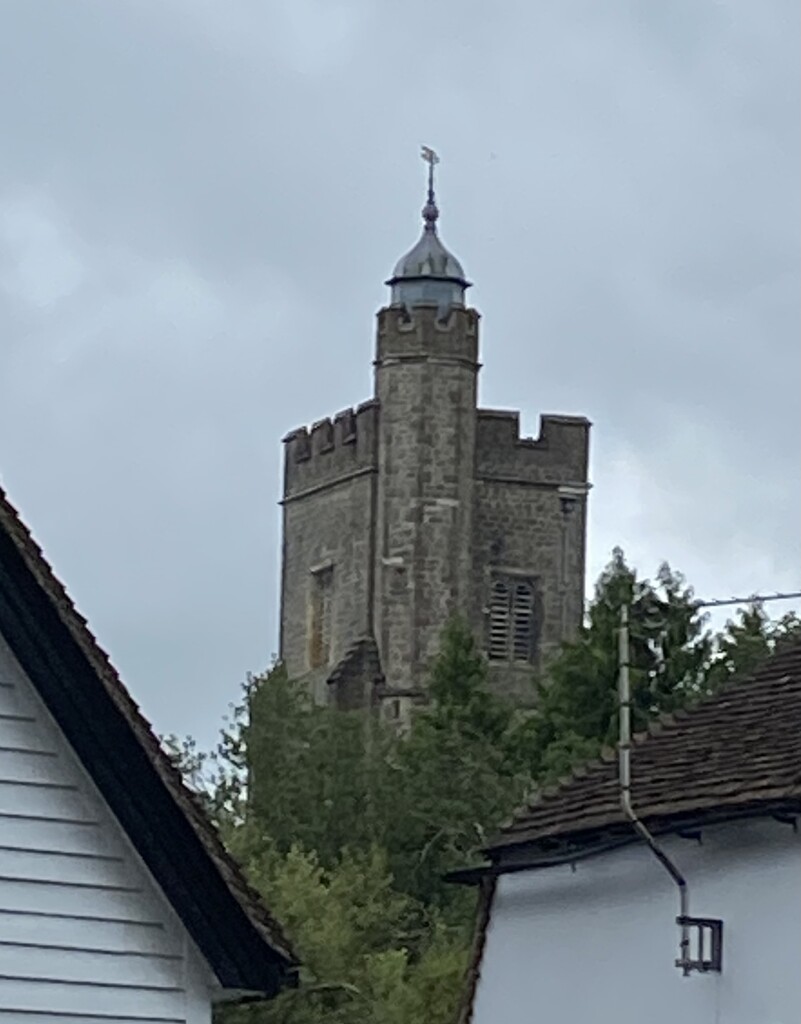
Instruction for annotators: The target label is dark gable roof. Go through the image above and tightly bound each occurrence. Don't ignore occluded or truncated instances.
[0,487,298,998]
[487,639,801,860]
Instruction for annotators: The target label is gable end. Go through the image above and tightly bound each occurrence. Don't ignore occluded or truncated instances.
[0,514,295,998]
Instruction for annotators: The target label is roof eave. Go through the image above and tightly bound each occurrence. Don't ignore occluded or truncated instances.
[447,796,801,886]
[384,273,472,289]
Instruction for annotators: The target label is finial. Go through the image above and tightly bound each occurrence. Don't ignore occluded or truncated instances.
[420,145,440,228]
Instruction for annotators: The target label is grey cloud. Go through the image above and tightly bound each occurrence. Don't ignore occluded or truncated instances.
[0,0,797,747]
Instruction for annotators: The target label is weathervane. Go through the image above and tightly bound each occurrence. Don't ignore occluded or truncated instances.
[420,145,440,225]
[421,145,439,199]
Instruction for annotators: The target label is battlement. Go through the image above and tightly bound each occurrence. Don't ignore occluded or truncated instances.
[475,409,590,486]
[282,399,379,500]
[375,304,480,367]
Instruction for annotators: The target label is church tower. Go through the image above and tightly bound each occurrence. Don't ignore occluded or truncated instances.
[279,151,590,717]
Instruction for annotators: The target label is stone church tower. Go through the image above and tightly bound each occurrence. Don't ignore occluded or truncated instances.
[279,154,590,718]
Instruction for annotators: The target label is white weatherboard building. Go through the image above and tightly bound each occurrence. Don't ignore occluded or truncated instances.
[455,641,801,1024]
[0,487,298,1021]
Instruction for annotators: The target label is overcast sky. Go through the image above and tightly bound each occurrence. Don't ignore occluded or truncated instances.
[1,1,798,750]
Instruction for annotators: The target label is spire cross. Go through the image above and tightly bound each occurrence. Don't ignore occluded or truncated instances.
[420,145,439,202]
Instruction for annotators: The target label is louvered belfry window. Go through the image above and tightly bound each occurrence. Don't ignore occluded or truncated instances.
[488,575,537,663]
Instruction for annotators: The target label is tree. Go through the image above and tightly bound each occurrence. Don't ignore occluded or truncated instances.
[527,549,713,780]
[528,549,800,782]
[217,843,468,1024]
[705,604,801,689]
[383,618,533,909]
[241,622,530,912]
[243,662,398,869]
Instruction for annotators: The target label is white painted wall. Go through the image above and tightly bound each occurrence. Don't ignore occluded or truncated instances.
[0,632,216,1023]
[472,818,801,1024]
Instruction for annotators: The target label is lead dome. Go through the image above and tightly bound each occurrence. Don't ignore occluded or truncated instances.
[386,151,470,313]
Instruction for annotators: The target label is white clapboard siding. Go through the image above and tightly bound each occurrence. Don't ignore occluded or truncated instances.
[0,910,177,956]
[0,746,63,783]
[0,943,183,991]
[0,634,214,1023]
[0,678,27,714]
[0,1019,182,1024]
[0,810,121,857]
[0,846,131,888]
[0,977,186,1019]
[0,714,52,753]
[0,778,96,820]
[0,1017,183,1024]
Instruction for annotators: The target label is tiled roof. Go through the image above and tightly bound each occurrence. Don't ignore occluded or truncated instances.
[0,486,298,992]
[488,639,801,857]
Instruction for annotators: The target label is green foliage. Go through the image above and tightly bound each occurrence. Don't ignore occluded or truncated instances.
[216,843,468,1024]
[176,550,799,1024]
[241,620,529,913]
[244,662,397,868]
[706,604,801,689]
[162,732,210,793]
[527,548,713,780]
[427,617,510,743]
[526,548,800,782]
[383,619,532,908]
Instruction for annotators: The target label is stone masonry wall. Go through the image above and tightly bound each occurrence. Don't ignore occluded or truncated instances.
[475,410,590,484]
[283,400,378,499]
[472,409,590,704]
[373,305,480,695]
[279,401,378,701]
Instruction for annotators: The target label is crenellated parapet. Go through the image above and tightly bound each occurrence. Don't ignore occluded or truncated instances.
[282,399,379,500]
[475,409,590,486]
[375,304,480,367]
